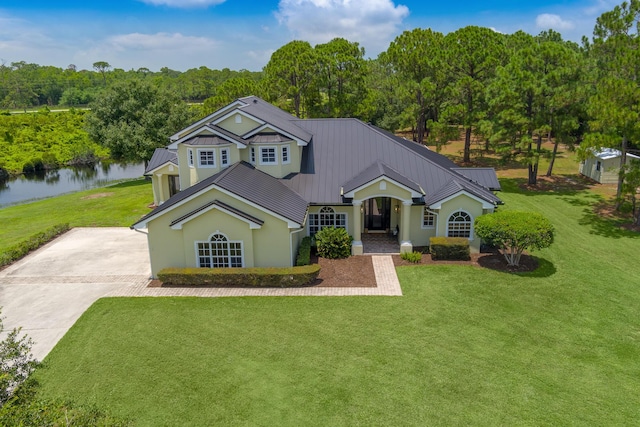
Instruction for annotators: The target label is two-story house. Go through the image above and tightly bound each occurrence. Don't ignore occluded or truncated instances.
[133,96,501,278]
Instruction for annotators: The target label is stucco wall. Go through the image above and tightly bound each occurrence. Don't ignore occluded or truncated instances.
[437,193,488,252]
[145,186,296,277]
[150,162,179,205]
[352,179,412,202]
[216,113,261,136]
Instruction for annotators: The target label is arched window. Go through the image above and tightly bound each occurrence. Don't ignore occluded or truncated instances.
[308,206,347,234]
[196,232,243,268]
[447,211,472,238]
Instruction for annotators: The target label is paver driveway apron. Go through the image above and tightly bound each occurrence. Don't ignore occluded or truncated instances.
[0,227,151,361]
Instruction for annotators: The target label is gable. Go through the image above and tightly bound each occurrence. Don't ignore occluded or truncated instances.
[214,110,263,136]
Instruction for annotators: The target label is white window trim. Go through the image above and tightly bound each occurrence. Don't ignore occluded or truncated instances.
[259,146,278,165]
[422,207,438,229]
[250,147,256,164]
[307,206,348,235]
[188,148,194,167]
[220,147,230,167]
[197,149,216,168]
[282,145,291,165]
[194,231,244,268]
[446,210,473,240]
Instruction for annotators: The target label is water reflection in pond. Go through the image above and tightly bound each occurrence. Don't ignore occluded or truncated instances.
[0,162,145,207]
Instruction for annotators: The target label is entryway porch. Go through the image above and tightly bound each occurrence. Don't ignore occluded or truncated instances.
[361,233,400,254]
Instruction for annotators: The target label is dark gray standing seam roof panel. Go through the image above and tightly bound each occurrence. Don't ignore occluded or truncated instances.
[237,96,313,143]
[145,148,177,175]
[451,168,502,191]
[183,135,236,146]
[280,119,501,206]
[342,161,423,194]
[133,161,308,228]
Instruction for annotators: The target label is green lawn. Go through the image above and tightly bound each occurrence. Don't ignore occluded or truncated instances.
[34,182,640,426]
[0,179,152,253]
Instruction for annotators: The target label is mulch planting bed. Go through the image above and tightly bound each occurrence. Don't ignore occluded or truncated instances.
[310,255,376,287]
[392,251,538,273]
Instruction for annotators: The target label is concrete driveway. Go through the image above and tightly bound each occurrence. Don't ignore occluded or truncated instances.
[0,227,150,361]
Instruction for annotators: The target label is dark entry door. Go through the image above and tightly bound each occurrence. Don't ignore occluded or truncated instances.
[168,175,180,197]
[365,197,391,231]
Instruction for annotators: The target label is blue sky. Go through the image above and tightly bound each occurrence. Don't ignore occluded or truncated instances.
[0,0,620,72]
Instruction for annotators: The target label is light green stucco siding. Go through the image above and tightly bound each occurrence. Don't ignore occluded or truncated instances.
[352,179,412,202]
[437,193,490,252]
[145,186,297,277]
[150,162,179,206]
[216,113,260,136]
[177,144,241,188]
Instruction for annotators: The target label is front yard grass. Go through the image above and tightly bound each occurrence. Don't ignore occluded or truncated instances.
[33,182,640,426]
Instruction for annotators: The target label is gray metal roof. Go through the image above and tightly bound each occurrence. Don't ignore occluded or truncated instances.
[133,161,308,228]
[183,135,234,146]
[236,96,312,143]
[246,133,291,144]
[145,148,177,175]
[452,168,502,191]
[280,119,501,206]
[342,161,423,194]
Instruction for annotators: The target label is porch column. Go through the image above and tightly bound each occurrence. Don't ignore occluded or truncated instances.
[155,173,165,204]
[352,201,363,255]
[400,200,413,253]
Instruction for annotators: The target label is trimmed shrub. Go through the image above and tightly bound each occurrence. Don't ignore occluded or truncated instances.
[0,224,70,267]
[158,265,321,287]
[315,227,352,259]
[429,237,470,261]
[296,236,312,266]
[400,251,422,263]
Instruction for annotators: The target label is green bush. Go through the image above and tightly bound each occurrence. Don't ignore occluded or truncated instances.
[158,265,321,287]
[22,158,45,174]
[296,236,312,266]
[0,224,70,267]
[429,237,470,261]
[315,227,352,259]
[400,251,422,263]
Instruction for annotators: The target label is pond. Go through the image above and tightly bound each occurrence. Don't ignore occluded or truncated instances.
[0,162,146,208]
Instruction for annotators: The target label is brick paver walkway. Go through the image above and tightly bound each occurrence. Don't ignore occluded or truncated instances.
[109,255,402,297]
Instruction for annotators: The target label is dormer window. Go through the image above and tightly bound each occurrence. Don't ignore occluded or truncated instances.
[188,148,194,167]
[250,147,256,164]
[282,145,290,164]
[260,147,277,165]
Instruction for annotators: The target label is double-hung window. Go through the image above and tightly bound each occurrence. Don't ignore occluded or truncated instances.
[260,147,277,165]
[422,208,437,228]
[188,148,194,167]
[282,145,290,164]
[220,148,230,167]
[250,147,256,164]
[198,149,215,167]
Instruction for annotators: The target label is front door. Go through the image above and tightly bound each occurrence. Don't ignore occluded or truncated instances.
[365,197,391,231]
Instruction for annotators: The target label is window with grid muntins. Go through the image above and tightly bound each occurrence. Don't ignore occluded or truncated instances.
[423,208,436,228]
[198,150,215,166]
[250,147,256,163]
[308,206,346,234]
[282,145,289,163]
[447,211,472,238]
[221,148,229,167]
[196,233,243,268]
[261,147,277,164]
[188,149,194,166]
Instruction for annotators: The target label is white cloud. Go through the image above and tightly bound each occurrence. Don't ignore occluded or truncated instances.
[276,0,409,52]
[535,13,575,31]
[137,0,226,7]
[107,32,218,52]
[584,0,620,16]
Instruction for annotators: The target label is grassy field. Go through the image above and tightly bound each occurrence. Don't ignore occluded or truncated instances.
[0,179,152,253]
[32,179,640,425]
